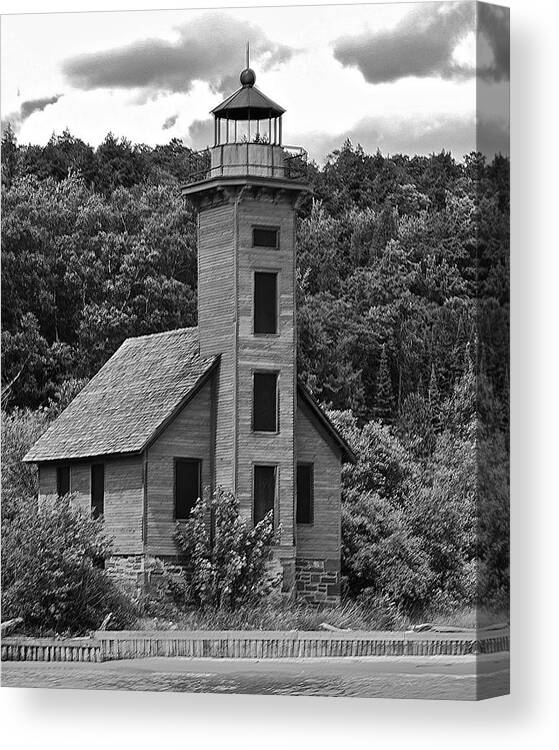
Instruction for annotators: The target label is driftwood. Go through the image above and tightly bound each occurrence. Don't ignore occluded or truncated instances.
[99,613,113,631]
[414,622,510,633]
[319,622,351,632]
[1,618,24,637]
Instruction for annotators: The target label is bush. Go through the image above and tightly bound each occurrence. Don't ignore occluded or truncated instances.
[1,495,136,635]
[341,491,434,615]
[173,488,278,608]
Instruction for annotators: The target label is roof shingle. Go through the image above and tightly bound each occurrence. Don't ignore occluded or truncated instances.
[24,327,217,463]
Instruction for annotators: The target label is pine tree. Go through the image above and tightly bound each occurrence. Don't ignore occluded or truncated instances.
[374,344,395,422]
[428,363,441,429]
[1,123,18,189]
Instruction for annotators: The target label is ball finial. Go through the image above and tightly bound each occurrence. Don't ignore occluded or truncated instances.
[240,41,255,87]
[240,67,256,87]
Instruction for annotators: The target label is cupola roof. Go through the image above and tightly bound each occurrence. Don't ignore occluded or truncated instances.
[212,43,285,120]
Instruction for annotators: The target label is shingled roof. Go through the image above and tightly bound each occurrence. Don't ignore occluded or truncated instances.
[24,328,218,463]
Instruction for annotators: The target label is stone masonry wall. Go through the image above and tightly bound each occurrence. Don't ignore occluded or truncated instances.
[108,554,332,604]
[105,555,147,593]
[296,558,340,605]
[106,555,189,596]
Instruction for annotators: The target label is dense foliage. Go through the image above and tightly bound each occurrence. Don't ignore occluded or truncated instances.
[1,495,136,635]
[173,489,278,608]
[1,126,509,621]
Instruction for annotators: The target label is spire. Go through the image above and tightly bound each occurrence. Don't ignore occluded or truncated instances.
[240,42,256,88]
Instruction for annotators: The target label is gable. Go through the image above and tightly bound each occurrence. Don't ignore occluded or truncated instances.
[296,383,356,463]
[296,399,341,463]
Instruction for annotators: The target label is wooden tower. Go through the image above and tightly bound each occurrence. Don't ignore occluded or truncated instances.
[182,57,309,577]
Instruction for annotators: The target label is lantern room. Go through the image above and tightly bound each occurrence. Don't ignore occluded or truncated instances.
[212,65,285,146]
[183,48,307,186]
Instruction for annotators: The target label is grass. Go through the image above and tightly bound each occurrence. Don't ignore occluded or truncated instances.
[135,600,509,633]
[426,606,509,630]
[136,600,405,633]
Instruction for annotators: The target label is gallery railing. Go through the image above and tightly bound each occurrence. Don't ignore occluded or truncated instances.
[183,144,308,184]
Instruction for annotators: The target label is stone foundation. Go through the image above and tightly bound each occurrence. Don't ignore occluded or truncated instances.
[105,555,189,595]
[295,557,341,605]
[105,555,147,593]
[107,554,340,605]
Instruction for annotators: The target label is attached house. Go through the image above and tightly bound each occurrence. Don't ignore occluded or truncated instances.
[24,63,354,604]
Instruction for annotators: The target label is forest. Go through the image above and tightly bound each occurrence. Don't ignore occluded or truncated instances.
[1,126,509,628]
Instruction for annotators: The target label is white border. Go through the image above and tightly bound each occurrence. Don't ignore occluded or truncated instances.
[2,1,558,748]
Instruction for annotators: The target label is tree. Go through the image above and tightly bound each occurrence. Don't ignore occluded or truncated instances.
[428,364,441,428]
[1,174,197,405]
[297,200,344,294]
[1,123,18,189]
[93,133,147,195]
[341,491,434,613]
[1,407,50,509]
[374,344,395,422]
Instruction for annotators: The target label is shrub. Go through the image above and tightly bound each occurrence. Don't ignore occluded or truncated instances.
[341,491,434,615]
[1,495,136,634]
[173,488,278,608]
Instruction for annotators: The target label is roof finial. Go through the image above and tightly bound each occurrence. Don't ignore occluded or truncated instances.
[240,41,256,87]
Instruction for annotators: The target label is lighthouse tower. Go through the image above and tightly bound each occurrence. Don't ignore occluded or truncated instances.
[182,56,350,600]
[182,57,309,579]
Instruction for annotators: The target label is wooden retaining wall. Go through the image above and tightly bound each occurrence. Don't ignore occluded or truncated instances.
[96,629,510,661]
[1,630,509,663]
[1,637,101,663]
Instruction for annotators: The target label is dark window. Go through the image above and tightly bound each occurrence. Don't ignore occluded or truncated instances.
[253,226,278,248]
[56,466,70,497]
[254,272,277,334]
[297,464,314,525]
[175,459,201,520]
[91,464,104,519]
[253,372,278,432]
[253,465,276,525]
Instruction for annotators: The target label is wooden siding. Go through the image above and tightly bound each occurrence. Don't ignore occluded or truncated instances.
[198,203,236,491]
[197,191,298,550]
[146,379,213,556]
[236,197,296,548]
[38,459,143,554]
[104,458,144,554]
[38,464,56,507]
[295,400,342,561]
[38,462,90,514]
[70,462,91,515]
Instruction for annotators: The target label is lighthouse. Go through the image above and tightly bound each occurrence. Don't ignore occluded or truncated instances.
[26,56,353,604]
[182,54,311,587]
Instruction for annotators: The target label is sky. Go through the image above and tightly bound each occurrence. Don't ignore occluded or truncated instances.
[0,2,509,163]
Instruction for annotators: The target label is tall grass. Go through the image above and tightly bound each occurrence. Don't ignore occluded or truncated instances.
[136,600,509,633]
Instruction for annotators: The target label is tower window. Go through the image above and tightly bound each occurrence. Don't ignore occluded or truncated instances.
[56,465,70,497]
[253,465,276,525]
[253,226,279,249]
[91,463,104,519]
[254,271,278,334]
[175,458,202,520]
[297,463,314,525]
[253,372,278,432]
